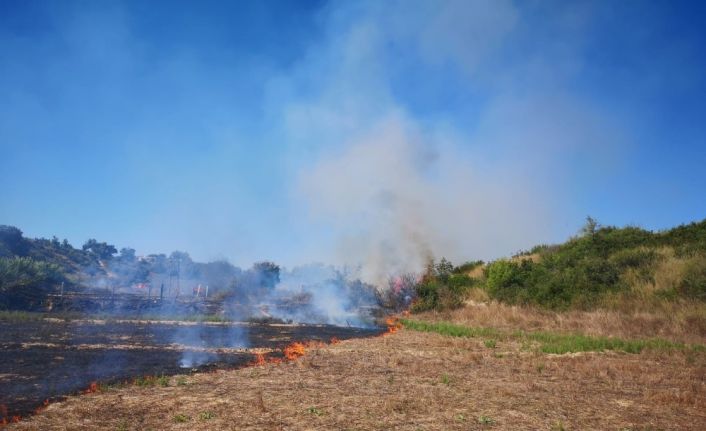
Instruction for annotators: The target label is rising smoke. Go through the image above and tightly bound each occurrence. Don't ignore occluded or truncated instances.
[280,0,625,284]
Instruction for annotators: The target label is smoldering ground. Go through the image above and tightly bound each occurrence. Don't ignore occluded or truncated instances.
[0,318,381,422]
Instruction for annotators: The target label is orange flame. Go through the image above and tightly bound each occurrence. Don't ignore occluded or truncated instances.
[246,338,337,368]
[283,342,306,360]
[251,352,266,366]
[385,317,402,334]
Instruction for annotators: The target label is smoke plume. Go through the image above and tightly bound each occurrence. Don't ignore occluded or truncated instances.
[279,0,626,285]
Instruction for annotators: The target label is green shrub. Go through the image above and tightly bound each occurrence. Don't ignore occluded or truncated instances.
[484,254,623,309]
[411,258,474,312]
[609,247,659,269]
[448,219,706,310]
[0,257,64,310]
[485,259,536,304]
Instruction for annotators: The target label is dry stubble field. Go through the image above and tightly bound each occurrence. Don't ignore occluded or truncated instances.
[7,306,706,431]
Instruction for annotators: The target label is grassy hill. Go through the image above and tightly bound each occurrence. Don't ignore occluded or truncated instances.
[413,217,706,312]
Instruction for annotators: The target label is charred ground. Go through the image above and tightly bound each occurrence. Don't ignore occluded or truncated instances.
[0,318,382,422]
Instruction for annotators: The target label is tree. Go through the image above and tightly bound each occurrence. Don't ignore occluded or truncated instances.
[252,261,280,289]
[435,257,454,281]
[0,225,29,256]
[119,247,136,262]
[82,239,117,260]
[0,257,64,309]
[168,251,192,277]
[581,216,600,237]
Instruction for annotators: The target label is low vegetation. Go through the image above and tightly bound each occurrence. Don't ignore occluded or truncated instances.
[410,258,479,312]
[0,225,286,311]
[0,257,64,309]
[485,217,706,309]
[409,217,706,313]
[401,318,706,354]
[15,330,705,430]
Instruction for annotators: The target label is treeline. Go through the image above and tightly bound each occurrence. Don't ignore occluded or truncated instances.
[410,217,706,312]
[0,225,281,310]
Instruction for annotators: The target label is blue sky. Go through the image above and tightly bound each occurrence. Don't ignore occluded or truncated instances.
[1,0,705,275]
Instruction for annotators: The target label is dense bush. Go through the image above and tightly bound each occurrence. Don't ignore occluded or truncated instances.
[411,258,476,312]
[483,218,706,309]
[0,257,65,309]
[485,255,624,309]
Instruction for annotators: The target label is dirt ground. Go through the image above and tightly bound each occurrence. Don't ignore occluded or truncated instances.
[7,327,705,430]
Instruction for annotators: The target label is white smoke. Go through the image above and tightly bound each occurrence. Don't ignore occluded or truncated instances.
[276,0,626,285]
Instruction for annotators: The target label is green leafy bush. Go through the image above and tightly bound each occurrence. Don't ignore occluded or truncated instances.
[483,218,706,309]
[411,258,476,312]
[0,257,64,310]
[609,247,659,269]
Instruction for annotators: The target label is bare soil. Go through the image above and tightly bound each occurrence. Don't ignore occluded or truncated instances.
[6,326,706,430]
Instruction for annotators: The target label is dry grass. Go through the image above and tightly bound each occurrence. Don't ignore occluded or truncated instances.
[8,327,706,431]
[423,299,706,345]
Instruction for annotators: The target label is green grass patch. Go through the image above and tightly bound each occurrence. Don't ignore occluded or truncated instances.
[401,319,705,354]
[198,411,216,420]
[306,406,325,416]
[401,319,505,339]
[478,415,495,425]
[172,413,190,423]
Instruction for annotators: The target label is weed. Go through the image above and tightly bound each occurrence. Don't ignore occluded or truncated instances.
[173,413,190,423]
[116,421,128,431]
[307,406,325,416]
[176,376,188,386]
[455,413,466,422]
[198,411,215,420]
[156,375,169,387]
[484,339,497,349]
[478,415,495,425]
[133,376,154,387]
[440,373,451,385]
[551,420,567,430]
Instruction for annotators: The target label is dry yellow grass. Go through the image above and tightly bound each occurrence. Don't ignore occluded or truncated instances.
[8,327,706,431]
[424,300,706,345]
